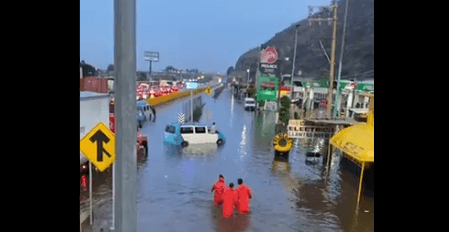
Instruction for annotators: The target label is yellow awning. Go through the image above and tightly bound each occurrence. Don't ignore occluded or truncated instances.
[330,124,374,163]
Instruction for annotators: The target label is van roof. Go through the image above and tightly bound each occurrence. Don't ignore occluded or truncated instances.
[136,101,149,106]
[170,122,211,127]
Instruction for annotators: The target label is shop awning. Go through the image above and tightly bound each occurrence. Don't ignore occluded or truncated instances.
[330,124,374,164]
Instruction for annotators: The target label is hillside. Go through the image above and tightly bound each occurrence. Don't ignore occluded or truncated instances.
[233,0,374,81]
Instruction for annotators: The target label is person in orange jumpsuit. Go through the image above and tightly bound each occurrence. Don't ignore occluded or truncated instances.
[236,178,252,214]
[222,182,238,218]
[211,174,226,206]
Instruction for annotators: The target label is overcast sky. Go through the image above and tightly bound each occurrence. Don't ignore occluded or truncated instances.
[80,0,332,74]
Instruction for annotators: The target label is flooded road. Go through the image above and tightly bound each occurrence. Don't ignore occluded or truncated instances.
[80,87,374,232]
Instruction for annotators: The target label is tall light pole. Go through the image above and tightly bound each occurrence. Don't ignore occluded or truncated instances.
[246,68,250,97]
[334,0,350,118]
[114,0,137,231]
[290,24,300,101]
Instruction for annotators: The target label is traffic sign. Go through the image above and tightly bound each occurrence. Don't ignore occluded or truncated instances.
[178,113,185,124]
[205,87,212,95]
[80,122,116,172]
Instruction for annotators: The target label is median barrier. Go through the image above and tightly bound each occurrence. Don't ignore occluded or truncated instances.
[145,88,207,107]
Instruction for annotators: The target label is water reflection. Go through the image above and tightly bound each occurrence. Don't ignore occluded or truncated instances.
[182,144,218,157]
[239,124,247,156]
[210,203,251,232]
[230,93,234,127]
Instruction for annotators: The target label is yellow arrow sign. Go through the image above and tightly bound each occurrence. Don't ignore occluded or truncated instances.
[80,122,116,172]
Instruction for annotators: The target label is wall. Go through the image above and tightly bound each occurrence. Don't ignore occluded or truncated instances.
[80,77,109,93]
[80,95,110,164]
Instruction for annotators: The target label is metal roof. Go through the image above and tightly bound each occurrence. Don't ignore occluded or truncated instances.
[80,91,110,101]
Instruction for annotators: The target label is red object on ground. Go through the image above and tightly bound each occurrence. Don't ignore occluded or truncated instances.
[236,184,252,214]
[222,187,238,218]
[212,178,226,206]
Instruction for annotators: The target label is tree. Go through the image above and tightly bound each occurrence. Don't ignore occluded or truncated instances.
[80,61,97,77]
[107,64,114,72]
[166,66,175,72]
[278,96,291,125]
[227,66,234,76]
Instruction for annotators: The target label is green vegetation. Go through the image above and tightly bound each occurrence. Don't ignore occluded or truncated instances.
[278,96,291,125]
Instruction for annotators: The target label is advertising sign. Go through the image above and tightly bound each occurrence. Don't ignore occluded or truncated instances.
[144,51,159,62]
[185,82,198,89]
[260,46,278,63]
[257,74,278,101]
[287,119,336,139]
[259,46,279,76]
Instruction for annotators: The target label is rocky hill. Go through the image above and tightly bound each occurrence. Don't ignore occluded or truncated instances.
[233,0,374,81]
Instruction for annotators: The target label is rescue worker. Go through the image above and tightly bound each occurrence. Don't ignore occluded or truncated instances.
[150,106,156,122]
[236,178,252,214]
[222,182,238,218]
[211,174,226,206]
[210,122,216,134]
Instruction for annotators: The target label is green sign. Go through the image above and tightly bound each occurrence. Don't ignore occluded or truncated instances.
[257,74,278,101]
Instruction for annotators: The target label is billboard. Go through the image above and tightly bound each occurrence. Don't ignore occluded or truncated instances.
[144,51,159,62]
[185,82,198,89]
[259,46,279,76]
[257,74,278,101]
[287,119,337,139]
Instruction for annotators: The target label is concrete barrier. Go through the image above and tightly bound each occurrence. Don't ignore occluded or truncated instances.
[145,88,207,107]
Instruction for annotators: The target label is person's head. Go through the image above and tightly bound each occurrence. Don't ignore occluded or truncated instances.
[238,178,243,185]
[219,174,224,179]
[213,122,216,125]
[229,183,234,188]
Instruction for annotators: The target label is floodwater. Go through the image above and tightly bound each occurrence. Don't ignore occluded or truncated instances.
[80,87,374,232]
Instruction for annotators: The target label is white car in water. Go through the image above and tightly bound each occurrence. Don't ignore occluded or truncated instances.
[244,98,256,111]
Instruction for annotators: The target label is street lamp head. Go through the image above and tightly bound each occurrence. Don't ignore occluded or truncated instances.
[247,69,250,72]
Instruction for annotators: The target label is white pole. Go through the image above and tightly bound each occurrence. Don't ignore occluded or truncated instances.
[110,163,115,230]
[190,91,193,122]
[89,161,93,225]
[346,91,353,117]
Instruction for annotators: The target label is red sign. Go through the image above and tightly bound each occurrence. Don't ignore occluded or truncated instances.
[319,100,327,106]
[109,113,115,133]
[260,46,278,64]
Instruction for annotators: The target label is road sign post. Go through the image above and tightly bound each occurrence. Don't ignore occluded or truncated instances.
[89,161,93,225]
[205,87,212,96]
[80,122,116,172]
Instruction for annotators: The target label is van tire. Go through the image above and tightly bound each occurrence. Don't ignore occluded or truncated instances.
[181,141,189,147]
[217,139,223,145]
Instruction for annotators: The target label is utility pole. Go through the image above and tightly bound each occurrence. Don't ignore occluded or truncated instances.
[149,60,152,81]
[334,0,350,118]
[308,2,338,118]
[113,0,137,231]
[290,24,300,101]
[326,3,338,118]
